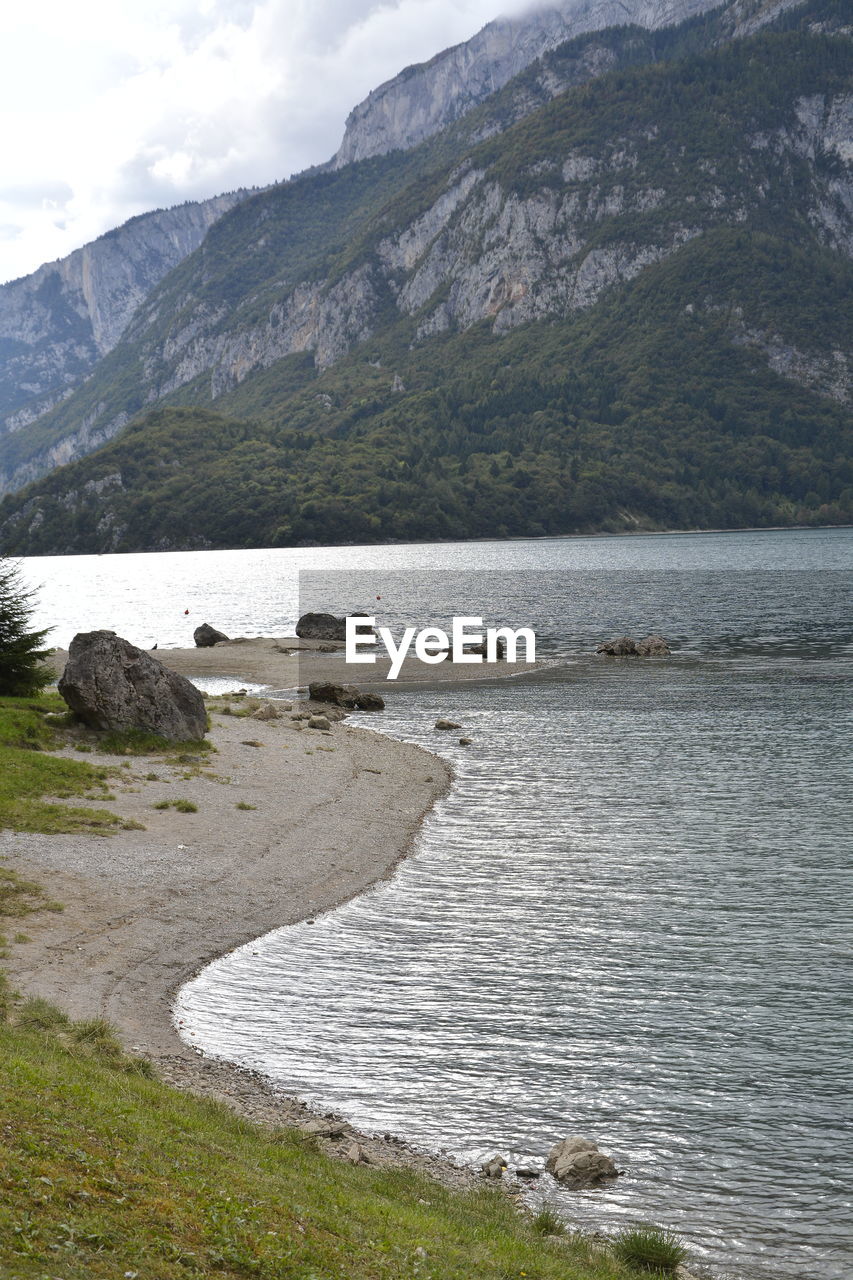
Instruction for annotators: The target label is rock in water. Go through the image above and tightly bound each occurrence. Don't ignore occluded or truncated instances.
[596,636,640,656]
[308,681,385,711]
[58,630,207,742]
[193,622,229,647]
[545,1136,619,1185]
[636,634,671,655]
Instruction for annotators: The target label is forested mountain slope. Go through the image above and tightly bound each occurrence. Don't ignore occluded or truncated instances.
[0,0,849,553]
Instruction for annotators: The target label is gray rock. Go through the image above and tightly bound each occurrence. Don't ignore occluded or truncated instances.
[435,718,461,730]
[596,636,640,656]
[307,715,332,731]
[252,702,281,720]
[193,622,229,647]
[308,681,385,711]
[296,612,348,641]
[346,1141,369,1164]
[296,612,374,642]
[58,630,206,742]
[459,737,473,746]
[545,1136,619,1185]
[636,634,671,655]
[481,1155,508,1178]
[300,1120,346,1138]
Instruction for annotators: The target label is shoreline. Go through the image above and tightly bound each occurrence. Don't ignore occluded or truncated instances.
[2,653,501,1191]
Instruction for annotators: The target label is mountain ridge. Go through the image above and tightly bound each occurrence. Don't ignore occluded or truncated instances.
[0,189,254,440]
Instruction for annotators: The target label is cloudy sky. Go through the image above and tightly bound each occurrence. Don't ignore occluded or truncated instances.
[0,0,537,285]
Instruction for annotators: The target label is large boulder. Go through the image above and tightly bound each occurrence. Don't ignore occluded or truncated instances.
[193,622,229,647]
[545,1136,619,1185]
[58,631,207,742]
[308,681,385,711]
[296,612,346,640]
[296,611,374,641]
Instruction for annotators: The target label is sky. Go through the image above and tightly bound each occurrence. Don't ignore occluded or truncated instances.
[0,0,537,285]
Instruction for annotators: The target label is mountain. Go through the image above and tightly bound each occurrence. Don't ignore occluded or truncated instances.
[0,190,252,440]
[333,0,759,167]
[0,0,850,554]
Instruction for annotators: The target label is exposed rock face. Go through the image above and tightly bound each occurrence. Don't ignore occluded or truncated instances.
[58,630,207,741]
[307,682,386,711]
[0,191,251,436]
[333,0,726,168]
[546,1136,619,1184]
[0,1,846,505]
[193,623,229,648]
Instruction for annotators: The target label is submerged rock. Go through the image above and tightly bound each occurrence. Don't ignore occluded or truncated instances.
[636,633,671,655]
[596,636,639,656]
[58,630,206,742]
[546,1136,619,1185]
[435,718,461,730]
[596,634,670,656]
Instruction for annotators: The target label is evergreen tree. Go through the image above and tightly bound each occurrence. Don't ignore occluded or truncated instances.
[0,557,52,696]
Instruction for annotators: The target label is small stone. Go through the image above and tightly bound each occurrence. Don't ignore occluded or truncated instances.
[252,702,281,721]
[300,1120,346,1139]
[481,1155,508,1178]
[435,718,461,730]
[459,737,473,746]
[345,1141,368,1164]
[307,715,332,731]
[514,1167,540,1179]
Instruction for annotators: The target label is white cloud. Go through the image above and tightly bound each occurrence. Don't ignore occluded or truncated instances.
[0,0,537,284]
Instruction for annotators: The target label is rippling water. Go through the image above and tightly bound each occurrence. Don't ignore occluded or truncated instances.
[20,529,853,1280]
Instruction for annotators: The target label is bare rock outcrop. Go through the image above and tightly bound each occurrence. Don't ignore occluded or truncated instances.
[58,630,207,741]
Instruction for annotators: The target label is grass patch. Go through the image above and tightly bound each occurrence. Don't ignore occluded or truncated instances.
[0,867,62,918]
[153,798,198,813]
[531,1205,567,1236]
[235,801,256,811]
[95,728,212,756]
[0,1016,631,1280]
[612,1225,687,1273]
[0,696,123,835]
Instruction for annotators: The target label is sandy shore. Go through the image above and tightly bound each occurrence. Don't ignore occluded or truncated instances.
[3,649,506,1188]
[49,634,540,691]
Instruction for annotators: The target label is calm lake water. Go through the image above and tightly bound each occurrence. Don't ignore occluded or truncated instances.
[21,529,853,1280]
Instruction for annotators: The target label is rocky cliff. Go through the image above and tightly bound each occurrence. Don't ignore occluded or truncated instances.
[332,0,798,166]
[0,0,845,522]
[0,191,251,437]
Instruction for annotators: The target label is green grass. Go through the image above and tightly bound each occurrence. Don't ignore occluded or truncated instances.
[612,1226,687,1274]
[0,1016,632,1280]
[0,696,124,835]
